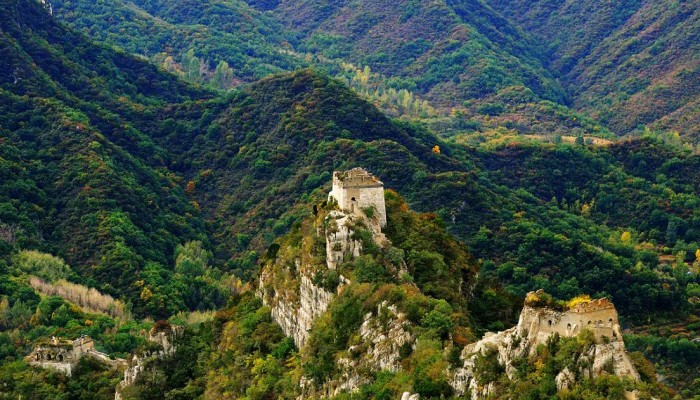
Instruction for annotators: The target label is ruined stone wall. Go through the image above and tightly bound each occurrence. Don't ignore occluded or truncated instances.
[521,305,620,343]
[27,336,102,376]
[355,186,386,228]
[451,293,639,399]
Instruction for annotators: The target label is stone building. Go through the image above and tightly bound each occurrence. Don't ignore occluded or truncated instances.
[451,291,640,398]
[521,294,623,343]
[328,168,386,228]
[27,336,100,376]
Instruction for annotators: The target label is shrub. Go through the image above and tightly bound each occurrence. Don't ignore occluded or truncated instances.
[13,251,72,282]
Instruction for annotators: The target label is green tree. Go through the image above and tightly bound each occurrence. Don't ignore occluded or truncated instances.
[213,60,234,89]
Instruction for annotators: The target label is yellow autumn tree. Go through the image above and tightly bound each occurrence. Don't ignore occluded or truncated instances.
[432,145,441,154]
[621,231,632,243]
[185,180,196,194]
[567,295,591,309]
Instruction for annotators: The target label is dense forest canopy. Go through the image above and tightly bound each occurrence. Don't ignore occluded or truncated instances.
[487,0,700,140]
[1,0,699,398]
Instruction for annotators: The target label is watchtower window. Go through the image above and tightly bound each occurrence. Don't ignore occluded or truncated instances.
[548,320,552,326]
[57,354,63,362]
[567,323,571,330]
[588,321,592,324]
[351,197,356,201]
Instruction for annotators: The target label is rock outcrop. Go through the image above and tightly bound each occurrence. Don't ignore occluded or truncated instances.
[114,325,183,400]
[259,194,375,348]
[327,302,414,395]
[266,273,336,348]
[259,169,413,395]
[451,291,640,399]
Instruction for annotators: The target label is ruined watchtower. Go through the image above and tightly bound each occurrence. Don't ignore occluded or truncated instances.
[521,291,623,343]
[26,336,95,376]
[328,168,386,227]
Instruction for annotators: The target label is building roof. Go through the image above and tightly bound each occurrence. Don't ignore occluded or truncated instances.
[333,168,383,188]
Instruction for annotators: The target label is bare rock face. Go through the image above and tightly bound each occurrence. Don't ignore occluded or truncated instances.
[259,201,373,348]
[325,210,362,270]
[266,273,336,348]
[451,292,640,399]
[325,302,414,395]
[114,325,183,400]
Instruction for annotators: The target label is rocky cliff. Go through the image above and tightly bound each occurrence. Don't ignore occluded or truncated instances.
[451,291,640,399]
[115,325,183,400]
[255,171,488,397]
[258,206,363,348]
[258,176,397,345]
[258,185,418,394]
[328,301,414,395]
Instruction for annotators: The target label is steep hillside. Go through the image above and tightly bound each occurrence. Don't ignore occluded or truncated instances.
[50,0,307,87]
[144,69,697,320]
[488,0,700,140]
[119,194,668,399]
[3,0,699,323]
[0,0,222,315]
[2,2,700,395]
[48,0,612,138]
[271,0,564,106]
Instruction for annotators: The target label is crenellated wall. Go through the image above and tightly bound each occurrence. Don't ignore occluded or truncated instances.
[26,336,123,376]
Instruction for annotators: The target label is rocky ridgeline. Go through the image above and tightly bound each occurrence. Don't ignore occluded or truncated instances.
[114,325,183,400]
[258,168,388,347]
[260,168,414,394]
[259,170,642,399]
[451,290,640,399]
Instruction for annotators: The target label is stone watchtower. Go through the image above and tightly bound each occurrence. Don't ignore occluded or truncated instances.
[328,168,387,227]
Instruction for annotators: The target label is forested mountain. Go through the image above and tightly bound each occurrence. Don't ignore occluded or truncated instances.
[49,0,700,142]
[270,0,564,106]
[487,0,700,140]
[50,0,306,85]
[0,0,216,314]
[51,0,617,138]
[1,0,700,398]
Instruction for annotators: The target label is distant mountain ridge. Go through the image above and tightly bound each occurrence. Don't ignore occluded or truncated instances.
[487,0,700,140]
[271,0,565,105]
